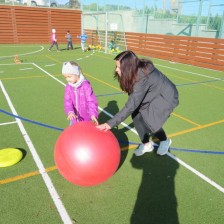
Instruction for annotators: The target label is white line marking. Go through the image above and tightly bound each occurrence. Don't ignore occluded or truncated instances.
[0,46,44,59]
[0,81,72,224]
[168,152,224,193]
[19,68,33,71]
[33,63,65,86]
[0,63,36,66]
[0,121,17,126]
[155,64,224,81]
[45,64,56,67]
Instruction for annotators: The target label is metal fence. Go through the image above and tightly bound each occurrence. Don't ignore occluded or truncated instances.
[81,0,224,39]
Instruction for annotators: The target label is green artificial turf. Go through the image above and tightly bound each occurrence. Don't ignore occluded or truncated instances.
[0,44,224,224]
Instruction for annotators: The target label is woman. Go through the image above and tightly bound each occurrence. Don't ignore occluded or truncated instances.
[96,51,179,156]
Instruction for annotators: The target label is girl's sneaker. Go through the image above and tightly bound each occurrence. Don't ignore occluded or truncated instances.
[157,139,172,156]
[134,141,154,156]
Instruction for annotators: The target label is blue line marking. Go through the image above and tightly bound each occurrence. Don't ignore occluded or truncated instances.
[169,147,224,155]
[176,78,224,87]
[0,108,223,155]
[119,140,224,155]
[97,92,124,97]
[0,109,63,132]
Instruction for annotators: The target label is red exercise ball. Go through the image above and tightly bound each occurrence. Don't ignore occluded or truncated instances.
[54,121,121,187]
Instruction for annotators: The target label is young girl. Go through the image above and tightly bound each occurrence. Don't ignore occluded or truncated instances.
[48,28,60,52]
[62,61,98,125]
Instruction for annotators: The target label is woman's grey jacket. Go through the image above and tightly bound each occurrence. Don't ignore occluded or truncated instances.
[107,67,179,133]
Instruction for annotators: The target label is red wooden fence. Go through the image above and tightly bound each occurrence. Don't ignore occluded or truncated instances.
[125,32,224,71]
[0,5,81,44]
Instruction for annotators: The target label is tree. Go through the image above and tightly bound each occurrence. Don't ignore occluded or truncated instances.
[69,0,80,9]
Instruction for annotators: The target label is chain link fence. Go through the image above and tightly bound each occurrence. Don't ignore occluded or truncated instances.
[81,0,224,39]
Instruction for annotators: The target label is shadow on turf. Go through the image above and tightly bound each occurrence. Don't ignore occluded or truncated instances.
[59,47,82,51]
[17,148,27,161]
[98,100,129,170]
[130,153,180,224]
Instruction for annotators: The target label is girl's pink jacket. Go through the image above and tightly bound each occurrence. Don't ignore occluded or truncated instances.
[64,80,98,124]
[51,33,56,42]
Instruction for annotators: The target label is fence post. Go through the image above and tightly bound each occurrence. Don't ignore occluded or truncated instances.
[219,10,224,39]
[196,0,203,37]
[105,12,108,54]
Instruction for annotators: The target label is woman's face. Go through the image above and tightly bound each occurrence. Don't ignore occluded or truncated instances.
[115,60,121,77]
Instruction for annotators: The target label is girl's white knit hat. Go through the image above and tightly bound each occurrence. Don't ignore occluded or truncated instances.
[62,62,80,76]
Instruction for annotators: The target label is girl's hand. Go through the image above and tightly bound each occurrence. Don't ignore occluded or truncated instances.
[96,123,111,131]
[67,112,76,121]
[91,116,98,125]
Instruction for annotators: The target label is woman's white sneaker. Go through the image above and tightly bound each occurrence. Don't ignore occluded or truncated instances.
[157,139,172,156]
[134,141,154,156]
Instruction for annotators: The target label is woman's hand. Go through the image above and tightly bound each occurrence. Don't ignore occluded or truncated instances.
[96,123,111,131]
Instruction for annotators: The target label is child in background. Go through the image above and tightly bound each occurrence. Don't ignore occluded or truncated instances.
[62,61,98,125]
[48,28,60,52]
[65,30,73,50]
[77,32,88,52]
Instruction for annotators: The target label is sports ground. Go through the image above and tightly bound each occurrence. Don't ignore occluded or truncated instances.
[0,44,224,224]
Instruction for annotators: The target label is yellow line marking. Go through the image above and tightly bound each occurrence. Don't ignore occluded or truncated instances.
[1,75,46,81]
[168,119,224,138]
[172,113,202,127]
[45,55,62,64]
[0,170,40,185]
[0,145,128,185]
[0,166,57,185]
[0,74,61,81]
[84,72,122,92]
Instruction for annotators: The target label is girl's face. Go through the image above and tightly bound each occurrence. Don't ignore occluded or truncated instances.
[63,74,79,84]
[115,60,121,77]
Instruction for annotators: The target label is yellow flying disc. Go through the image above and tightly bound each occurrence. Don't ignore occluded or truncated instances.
[0,148,23,167]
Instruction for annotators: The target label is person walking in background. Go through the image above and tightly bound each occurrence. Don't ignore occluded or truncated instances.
[96,50,179,156]
[77,32,88,52]
[48,28,60,52]
[62,61,98,125]
[65,30,73,50]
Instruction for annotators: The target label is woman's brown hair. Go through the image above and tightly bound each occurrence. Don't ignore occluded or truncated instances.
[114,51,154,93]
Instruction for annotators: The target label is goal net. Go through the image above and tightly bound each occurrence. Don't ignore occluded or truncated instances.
[83,12,127,54]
